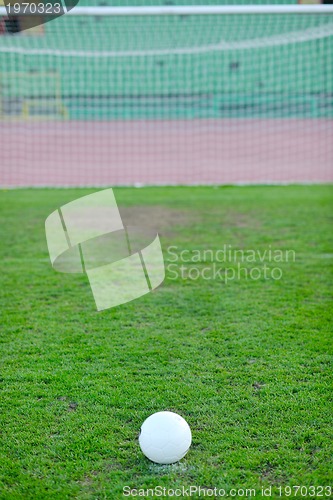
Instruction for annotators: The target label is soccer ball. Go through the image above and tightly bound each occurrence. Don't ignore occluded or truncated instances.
[139,411,192,464]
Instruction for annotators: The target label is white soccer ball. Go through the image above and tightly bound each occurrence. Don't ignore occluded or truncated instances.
[139,411,192,464]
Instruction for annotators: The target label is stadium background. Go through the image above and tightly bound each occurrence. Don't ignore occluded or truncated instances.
[1,0,332,121]
[0,1,332,185]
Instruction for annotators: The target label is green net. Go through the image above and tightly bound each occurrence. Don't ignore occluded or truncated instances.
[0,8,332,185]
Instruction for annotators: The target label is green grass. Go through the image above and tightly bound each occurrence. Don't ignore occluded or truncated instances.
[0,185,332,499]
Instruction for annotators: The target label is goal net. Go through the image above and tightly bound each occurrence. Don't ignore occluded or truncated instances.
[0,5,332,186]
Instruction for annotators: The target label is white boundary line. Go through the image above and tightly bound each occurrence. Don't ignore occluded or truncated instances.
[1,181,332,189]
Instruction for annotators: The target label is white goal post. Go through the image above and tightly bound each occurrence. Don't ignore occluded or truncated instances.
[1,5,333,15]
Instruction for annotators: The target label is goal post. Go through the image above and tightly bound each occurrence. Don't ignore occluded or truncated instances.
[0,5,332,186]
[0,71,68,120]
[1,5,333,15]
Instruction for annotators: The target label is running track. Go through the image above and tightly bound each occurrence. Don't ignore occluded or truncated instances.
[1,119,332,186]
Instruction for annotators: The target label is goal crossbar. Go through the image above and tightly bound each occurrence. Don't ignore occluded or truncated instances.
[1,5,333,16]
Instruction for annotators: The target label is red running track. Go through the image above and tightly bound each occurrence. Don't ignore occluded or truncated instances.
[1,119,332,186]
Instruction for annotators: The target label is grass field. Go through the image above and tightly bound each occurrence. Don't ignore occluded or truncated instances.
[1,185,332,499]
